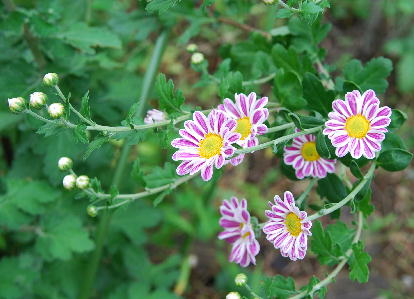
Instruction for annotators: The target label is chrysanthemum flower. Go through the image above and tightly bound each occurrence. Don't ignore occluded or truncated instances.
[218,197,260,267]
[263,191,312,261]
[171,110,240,181]
[218,92,268,165]
[323,89,392,159]
[284,130,336,179]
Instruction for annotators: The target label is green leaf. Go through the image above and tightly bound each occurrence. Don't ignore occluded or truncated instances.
[304,276,326,298]
[350,160,363,179]
[389,109,407,130]
[143,162,179,188]
[156,74,185,115]
[218,71,244,100]
[36,213,94,261]
[153,189,171,207]
[271,44,313,78]
[348,241,371,283]
[378,149,413,171]
[316,131,336,159]
[297,115,325,129]
[80,91,91,120]
[262,275,298,298]
[273,70,307,110]
[59,22,122,54]
[302,72,335,116]
[316,174,348,203]
[73,124,89,144]
[0,179,60,229]
[83,136,109,160]
[146,0,181,14]
[355,189,374,217]
[311,221,341,265]
[301,2,324,14]
[342,57,393,94]
[326,221,355,252]
[36,122,65,137]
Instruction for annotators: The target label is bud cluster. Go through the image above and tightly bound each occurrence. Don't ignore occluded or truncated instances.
[58,157,90,190]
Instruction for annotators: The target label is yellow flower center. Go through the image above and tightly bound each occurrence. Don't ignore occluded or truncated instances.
[301,142,320,161]
[285,212,302,237]
[198,133,223,159]
[235,117,252,140]
[345,114,370,138]
[241,231,251,239]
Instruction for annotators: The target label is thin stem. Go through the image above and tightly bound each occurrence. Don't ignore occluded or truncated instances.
[242,73,276,86]
[235,126,321,155]
[315,59,335,90]
[244,283,264,299]
[296,178,317,207]
[24,109,56,125]
[94,175,195,210]
[278,0,300,12]
[308,162,376,221]
[289,212,364,299]
[266,122,295,134]
[217,17,272,40]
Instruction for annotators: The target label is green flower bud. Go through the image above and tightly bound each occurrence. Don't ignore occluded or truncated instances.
[262,0,276,4]
[226,292,241,299]
[186,43,198,53]
[234,273,247,286]
[58,157,73,171]
[191,52,204,64]
[76,175,90,189]
[48,103,65,118]
[43,73,59,86]
[8,97,26,113]
[29,92,47,109]
[87,205,98,217]
[63,174,76,190]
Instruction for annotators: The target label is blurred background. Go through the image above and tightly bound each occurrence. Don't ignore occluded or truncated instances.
[0,0,413,298]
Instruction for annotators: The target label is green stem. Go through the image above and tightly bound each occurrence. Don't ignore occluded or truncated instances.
[235,126,321,155]
[296,178,317,208]
[308,162,376,221]
[78,30,169,299]
[289,212,364,299]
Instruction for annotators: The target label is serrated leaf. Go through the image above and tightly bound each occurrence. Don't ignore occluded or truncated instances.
[35,213,94,261]
[156,74,185,115]
[273,70,307,110]
[348,242,371,283]
[73,124,89,144]
[143,162,179,188]
[311,221,342,265]
[355,189,374,217]
[218,71,244,100]
[302,72,335,116]
[343,57,393,94]
[262,275,298,298]
[316,174,348,203]
[146,0,181,14]
[36,122,65,137]
[326,221,355,252]
[80,91,91,120]
[83,136,109,160]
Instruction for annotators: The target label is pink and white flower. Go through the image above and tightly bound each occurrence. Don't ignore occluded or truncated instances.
[284,130,336,179]
[171,110,240,181]
[218,197,260,267]
[144,109,166,124]
[323,89,392,159]
[263,191,312,261]
[218,92,269,165]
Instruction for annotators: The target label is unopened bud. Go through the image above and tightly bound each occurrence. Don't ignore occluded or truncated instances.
[235,273,247,286]
[226,292,241,299]
[48,103,64,118]
[262,0,276,4]
[191,52,204,64]
[63,174,76,190]
[29,92,47,109]
[76,175,90,189]
[186,43,198,53]
[144,109,166,124]
[87,205,98,217]
[43,73,59,86]
[58,157,73,171]
[8,97,26,113]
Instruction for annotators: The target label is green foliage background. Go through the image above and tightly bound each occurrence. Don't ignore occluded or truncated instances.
[1,0,413,298]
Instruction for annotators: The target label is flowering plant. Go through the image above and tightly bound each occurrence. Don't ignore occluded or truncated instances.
[1,0,413,298]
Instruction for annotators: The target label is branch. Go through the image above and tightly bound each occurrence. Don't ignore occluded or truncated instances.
[278,0,300,12]
[296,178,317,208]
[217,17,272,40]
[289,212,364,299]
[308,162,376,221]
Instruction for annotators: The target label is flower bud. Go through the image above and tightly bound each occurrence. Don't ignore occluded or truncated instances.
[226,292,241,299]
[191,52,204,64]
[76,175,90,189]
[144,109,166,124]
[234,273,247,286]
[43,73,59,86]
[87,205,98,217]
[63,174,76,190]
[262,0,276,4]
[29,92,47,109]
[186,43,198,53]
[58,157,73,171]
[48,103,65,118]
[8,97,26,113]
